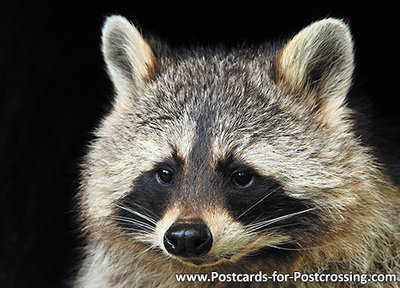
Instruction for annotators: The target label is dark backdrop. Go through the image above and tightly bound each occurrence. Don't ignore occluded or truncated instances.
[1,1,399,287]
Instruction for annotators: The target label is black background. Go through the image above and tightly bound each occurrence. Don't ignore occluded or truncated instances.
[1,1,399,287]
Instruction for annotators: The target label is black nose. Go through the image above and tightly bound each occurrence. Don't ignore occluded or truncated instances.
[164,223,213,257]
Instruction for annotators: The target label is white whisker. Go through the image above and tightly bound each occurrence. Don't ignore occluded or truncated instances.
[246,207,316,232]
[119,200,159,219]
[261,241,338,252]
[111,216,155,231]
[236,187,281,220]
[133,244,158,259]
[116,204,157,225]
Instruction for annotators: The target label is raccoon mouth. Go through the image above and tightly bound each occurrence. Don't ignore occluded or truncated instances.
[173,252,236,267]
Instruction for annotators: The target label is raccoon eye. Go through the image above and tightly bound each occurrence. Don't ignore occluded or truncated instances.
[156,169,174,185]
[232,171,254,188]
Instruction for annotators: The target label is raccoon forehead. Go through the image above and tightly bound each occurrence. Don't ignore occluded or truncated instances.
[130,106,298,169]
[128,92,305,171]
[134,76,283,136]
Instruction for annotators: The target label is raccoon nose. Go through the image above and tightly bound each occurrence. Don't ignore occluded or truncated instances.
[164,223,213,257]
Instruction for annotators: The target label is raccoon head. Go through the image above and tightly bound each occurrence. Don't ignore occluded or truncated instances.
[81,16,362,269]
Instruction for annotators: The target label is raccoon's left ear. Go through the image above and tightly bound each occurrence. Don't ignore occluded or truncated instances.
[102,15,157,96]
[275,18,354,120]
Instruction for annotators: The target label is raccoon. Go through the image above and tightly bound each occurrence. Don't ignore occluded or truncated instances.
[75,15,400,287]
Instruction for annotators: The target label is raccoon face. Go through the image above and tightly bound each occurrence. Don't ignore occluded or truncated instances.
[82,16,356,268]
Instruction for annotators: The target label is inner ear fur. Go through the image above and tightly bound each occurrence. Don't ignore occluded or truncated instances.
[275,18,354,119]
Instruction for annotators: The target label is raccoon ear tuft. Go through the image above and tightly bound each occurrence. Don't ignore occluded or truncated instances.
[102,15,156,95]
[276,18,354,117]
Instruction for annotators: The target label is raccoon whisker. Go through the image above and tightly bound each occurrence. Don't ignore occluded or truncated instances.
[115,204,158,224]
[244,222,301,237]
[132,244,158,259]
[120,225,154,233]
[112,215,155,226]
[124,233,156,247]
[116,226,154,238]
[115,204,158,225]
[111,216,155,231]
[133,203,159,219]
[235,188,279,220]
[245,207,316,232]
[111,217,154,230]
[263,222,304,230]
[117,222,155,233]
[123,231,148,237]
[264,242,338,252]
[247,206,316,227]
[128,232,153,241]
[246,207,315,232]
[121,200,160,219]
[247,213,267,227]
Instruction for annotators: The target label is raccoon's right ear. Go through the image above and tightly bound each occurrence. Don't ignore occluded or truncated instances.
[102,15,157,96]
